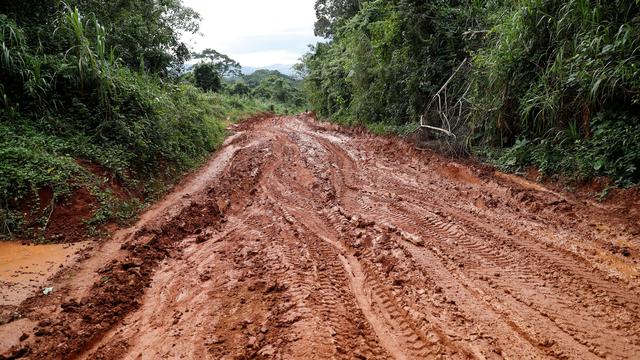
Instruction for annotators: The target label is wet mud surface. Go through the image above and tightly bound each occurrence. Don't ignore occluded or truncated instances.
[1,115,639,359]
[0,242,88,308]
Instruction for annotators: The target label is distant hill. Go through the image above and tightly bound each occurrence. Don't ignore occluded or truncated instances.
[242,64,295,77]
[237,69,299,88]
[184,63,298,78]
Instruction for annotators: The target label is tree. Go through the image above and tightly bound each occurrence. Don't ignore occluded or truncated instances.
[0,0,201,76]
[192,49,242,77]
[314,0,361,38]
[242,69,297,88]
[230,82,250,96]
[75,0,201,75]
[252,75,305,106]
[193,63,222,92]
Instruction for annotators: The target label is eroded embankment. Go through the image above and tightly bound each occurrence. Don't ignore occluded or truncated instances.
[1,114,639,360]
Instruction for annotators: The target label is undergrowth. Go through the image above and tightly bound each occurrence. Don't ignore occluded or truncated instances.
[485,112,640,187]
[0,90,276,240]
[0,8,281,240]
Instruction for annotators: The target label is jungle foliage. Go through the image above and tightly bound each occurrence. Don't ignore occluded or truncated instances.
[228,70,307,109]
[301,0,640,186]
[0,2,285,239]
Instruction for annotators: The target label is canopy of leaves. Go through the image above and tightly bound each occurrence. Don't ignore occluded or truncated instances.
[193,48,242,77]
[302,0,473,124]
[0,0,201,76]
[241,69,296,88]
[227,70,306,107]
[252,75,305,106]
[0,4,277,238]
[229,82,250,96]
[314,0,362,37]
[193,62,223,92]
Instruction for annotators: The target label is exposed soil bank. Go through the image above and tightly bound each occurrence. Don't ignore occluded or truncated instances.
[1,114,639,359]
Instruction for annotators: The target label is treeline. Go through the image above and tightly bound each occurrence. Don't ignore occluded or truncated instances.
[301,0,640,186]
[229,69,306,109]
[187,58,306,109]
[0,1,299,239]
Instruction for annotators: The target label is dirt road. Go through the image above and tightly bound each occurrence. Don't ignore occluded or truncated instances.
[2,115,640,359]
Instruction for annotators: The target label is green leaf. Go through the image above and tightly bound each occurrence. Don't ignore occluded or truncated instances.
[593,159,604,171]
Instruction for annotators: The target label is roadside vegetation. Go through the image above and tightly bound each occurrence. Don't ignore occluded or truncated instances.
[0,1,303,240]
[300,0,640,186]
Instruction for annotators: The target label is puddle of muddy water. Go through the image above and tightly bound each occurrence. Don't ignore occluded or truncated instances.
[0,242,88,306]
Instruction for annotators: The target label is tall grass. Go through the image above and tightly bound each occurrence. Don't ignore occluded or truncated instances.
[59,7,118,120]
[469,0,640,185]
[470,0,640,144]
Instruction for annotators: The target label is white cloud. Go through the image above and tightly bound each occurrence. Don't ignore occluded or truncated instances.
[181,0,320,67]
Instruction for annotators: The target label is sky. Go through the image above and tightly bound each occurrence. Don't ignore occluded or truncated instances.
[181,0,321,68]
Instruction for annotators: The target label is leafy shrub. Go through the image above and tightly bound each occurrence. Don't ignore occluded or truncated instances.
[1,0,200,76]
[193,62,222,92]
[301,0,474,125]
[0,6,276,239]
[494,112,640,186]
[303,0,640,186]
[227,69,306,110]
[229,82,250,96]
[470,0,640,145]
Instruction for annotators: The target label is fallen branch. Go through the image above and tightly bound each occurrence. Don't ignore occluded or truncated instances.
[422,125,456,138]
[2,199,13,238]
[419,115,456,138]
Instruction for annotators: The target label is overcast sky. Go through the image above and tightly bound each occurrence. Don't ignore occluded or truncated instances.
[181,0,321,67]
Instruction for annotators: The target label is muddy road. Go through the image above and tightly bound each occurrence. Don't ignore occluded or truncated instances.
[2,115,640,359]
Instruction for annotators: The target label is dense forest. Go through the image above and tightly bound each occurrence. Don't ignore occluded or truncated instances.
[300,0,640,186]
[0,1,303,239]
[2,0,639,240]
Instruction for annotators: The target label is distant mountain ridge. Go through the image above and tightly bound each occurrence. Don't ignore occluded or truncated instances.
[242,64,295,76]
[184,63,297,78]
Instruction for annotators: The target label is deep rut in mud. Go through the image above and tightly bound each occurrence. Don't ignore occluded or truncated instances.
[2,115,640,359]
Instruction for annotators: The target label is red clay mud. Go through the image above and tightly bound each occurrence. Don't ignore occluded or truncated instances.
[1,115,639,359]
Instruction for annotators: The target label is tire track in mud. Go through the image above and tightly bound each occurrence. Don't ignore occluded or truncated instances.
[341,175,639,358]
[4,114,639,360]
[259,126,450,359]
[310,128,640,356]
[257,139,390,359]
[380,201,601,357]
[390,198,640,354]
[303,118,640,359]
[322,206,461,359]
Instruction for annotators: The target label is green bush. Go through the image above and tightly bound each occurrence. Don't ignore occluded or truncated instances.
[193,62,222,92]
[301,0,474,125]
[493,112,640,186]
[470,0,640,146]
[0,7,276,239]
[227,69,306,110]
